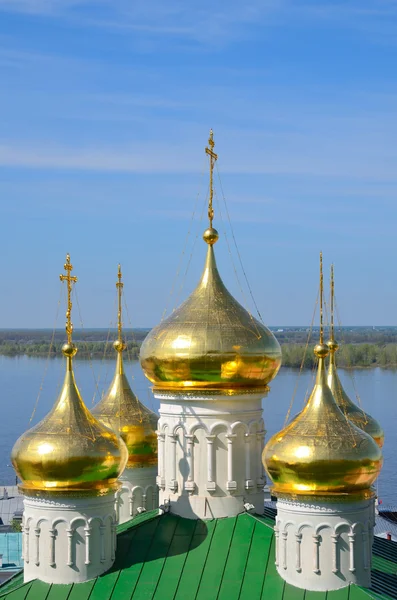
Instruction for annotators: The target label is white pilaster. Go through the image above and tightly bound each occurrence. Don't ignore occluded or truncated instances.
[155,390,267,519]
[116,466,158,524]
[274,493,375,592]
[22,492,117,584]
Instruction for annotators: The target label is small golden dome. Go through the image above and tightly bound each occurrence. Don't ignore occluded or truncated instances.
[327,341,384,448]
[263,345,383,496]
[12,346,128,495]
[11,254,128,496]
[140,239,282,393]
[92,350,158,469]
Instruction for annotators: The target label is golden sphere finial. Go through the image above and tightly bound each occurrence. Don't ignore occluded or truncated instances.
[314,343,329,359]
[327,339,339,353]
[113,339,126,353]
[203,227,219,245]
[62,342,78,358]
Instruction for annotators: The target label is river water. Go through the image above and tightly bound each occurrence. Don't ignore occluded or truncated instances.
[1,356,395,504]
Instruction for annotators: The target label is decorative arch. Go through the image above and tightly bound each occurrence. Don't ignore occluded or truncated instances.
[230,421,249,435]
[189,422,209,436]
[297,522,313,535]
[172,423,186,437]
[209,421,229,435]
[315,522,332,535]
[70,516,88,530]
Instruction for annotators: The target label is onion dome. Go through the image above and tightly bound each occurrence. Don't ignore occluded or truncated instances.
[263,254,382,496]
[327,265,384,448]
[11,255,128,496]
[140,131,282,394]
[92,266,158,469]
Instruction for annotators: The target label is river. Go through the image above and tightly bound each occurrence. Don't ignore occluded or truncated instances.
[1,356,395,504]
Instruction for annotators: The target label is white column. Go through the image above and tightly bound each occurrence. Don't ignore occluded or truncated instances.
[312,534,320,574]
[348,533,356,573]
[34,527,40,566]
[331,534,339,573]
[66,528,73,567]
[244,433,254,490]
[49,528,56,567]
[206,435,216,492]
[184,434,196,493]
[256,430,266,488]
[157,432,165,489]
[24,524,30,564]
[99,525,106,563]
[282,531,288,570]
[129,492,134,517]
[168,434,178,493]
[225,434,237,492]
[115,491,120,523]
[295,533,302,572]
[274,525,280,567]
[84,526,91,566]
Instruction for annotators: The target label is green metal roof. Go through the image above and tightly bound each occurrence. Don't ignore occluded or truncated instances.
[1,510,396,600]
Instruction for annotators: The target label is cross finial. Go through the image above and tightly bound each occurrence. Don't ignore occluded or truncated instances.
[116,263,124,347]
[319,252,324,345]
[205,129,218,229]
[330,264,334,342]
[59,253,78,344]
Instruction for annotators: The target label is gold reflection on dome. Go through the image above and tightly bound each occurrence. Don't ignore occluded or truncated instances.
[11,255,128,495]
[327,265,384,448]
[263,253,383,496]
[140,131,282,393]
[92,265,158,469]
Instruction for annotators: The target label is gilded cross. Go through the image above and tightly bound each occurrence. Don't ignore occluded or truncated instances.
[59,254,78,344]
[205,129,218,228]
[116,264,124,344]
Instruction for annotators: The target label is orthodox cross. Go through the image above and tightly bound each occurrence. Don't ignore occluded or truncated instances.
[205,129,218,228]
[116,264,124,344]
[59,254,78,344]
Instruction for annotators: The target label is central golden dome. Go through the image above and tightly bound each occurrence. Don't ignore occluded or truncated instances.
[140,233,281,392]
[140,131,281,394]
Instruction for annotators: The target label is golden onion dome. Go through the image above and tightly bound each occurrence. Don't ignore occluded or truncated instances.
[11,254,128,496]
[11,343,128,496]
[263,343,382,496]
[140,229,282,393]
[328,340,384,448]
[93,342,158,469]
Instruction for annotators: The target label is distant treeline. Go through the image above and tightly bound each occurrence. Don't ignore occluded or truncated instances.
[0,338,140,359]
[282,343,397,369]
[1,328,397,369]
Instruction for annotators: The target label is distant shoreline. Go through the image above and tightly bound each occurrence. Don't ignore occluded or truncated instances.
[1,328,397,369]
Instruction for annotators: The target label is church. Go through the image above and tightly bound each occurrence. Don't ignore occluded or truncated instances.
[1,132,395,600]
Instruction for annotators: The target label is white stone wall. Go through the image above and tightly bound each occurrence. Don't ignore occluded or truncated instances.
[116,466,158,523]
[155,391,267,519]
[275,495,375,592]
[22,493,117,584]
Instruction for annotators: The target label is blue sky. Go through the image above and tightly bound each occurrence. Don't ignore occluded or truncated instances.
[1,0,397,328]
